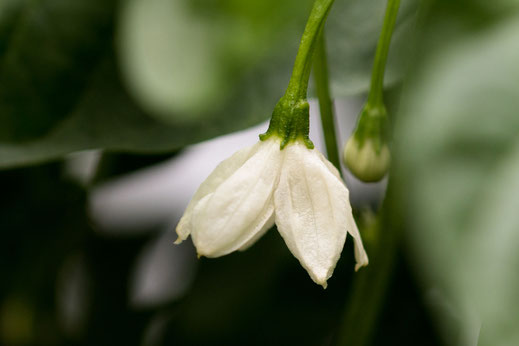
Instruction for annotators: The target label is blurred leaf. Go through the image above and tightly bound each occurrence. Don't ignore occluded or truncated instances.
[0,0,115,141]
[117,0,313,122]
[394,6,519,346]
[118,0,417,124]
[0,55,268,169]
[0,0,275,169]
[0,0,417,168]
[325,0,417,96]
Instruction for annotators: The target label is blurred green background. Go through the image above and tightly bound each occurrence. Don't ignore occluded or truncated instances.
[1,0,519,345]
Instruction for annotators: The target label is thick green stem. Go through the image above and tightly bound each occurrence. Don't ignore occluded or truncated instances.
[367,0,401,107]
[285,0,335,102]
[313,32,341,171]
[261,0,335,148]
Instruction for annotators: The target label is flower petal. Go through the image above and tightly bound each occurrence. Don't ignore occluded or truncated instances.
[315,150,369,271]
[191,138,283,257]
[349,214,369,271]
[175,142,261,244]
[237,212,275,251]
[274,142,367,287]
[315,149,342,180]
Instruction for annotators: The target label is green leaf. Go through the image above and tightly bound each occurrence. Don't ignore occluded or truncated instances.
[0,0,416,168]
[0,0,116,141]
[117,0,314,123]
[394,10,519,346]
[0,0,281,169]
[117,0,416,124]
[325,0,417,96]
[0,55,269,169]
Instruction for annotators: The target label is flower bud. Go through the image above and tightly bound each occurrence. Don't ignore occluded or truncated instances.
[343,136,390,182]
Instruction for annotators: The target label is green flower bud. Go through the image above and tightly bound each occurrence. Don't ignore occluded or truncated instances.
[343,135,390,183]
[343,102,391,182]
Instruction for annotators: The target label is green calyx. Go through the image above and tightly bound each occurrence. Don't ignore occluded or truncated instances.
[344,103,391,182]
[260,0,335,151]
[351,103,389,153]
[343,0,399,182]
[259,96,314,149]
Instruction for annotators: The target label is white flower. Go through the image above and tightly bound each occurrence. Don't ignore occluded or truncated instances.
[176,136,368,287]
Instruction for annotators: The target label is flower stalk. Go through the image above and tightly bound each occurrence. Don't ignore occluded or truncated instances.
[261,0,335,149]
[313,32,342,172]
[367,0,401,108]
[335,0,403,344]
[344,0,400,182]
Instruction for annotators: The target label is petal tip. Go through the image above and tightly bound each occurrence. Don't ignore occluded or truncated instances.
[175,217,191,244]
[307,268,333,289]
[354,258,369,272]
[174,224,188,245]
[308,272,329,288]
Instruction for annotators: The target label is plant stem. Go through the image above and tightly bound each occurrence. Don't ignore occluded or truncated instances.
[313,32,341,171]
[285,0,335,102]
[334,184,403,346]
[261,0,335,148]
[367,0,401,107]
[334,1,402,344]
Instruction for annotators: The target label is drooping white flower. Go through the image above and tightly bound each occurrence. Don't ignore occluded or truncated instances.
[176,136,368,287]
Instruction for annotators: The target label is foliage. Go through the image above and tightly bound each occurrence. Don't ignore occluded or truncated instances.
[2,0,519,345]
[0,0,413,168]
[393,1,519,344]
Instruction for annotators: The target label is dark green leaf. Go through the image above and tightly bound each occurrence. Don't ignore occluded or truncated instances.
[0,0,417,168]
[0,0,115,141]
[0,55,270,169]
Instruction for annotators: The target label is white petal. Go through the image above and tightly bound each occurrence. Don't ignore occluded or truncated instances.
[274,142,367,287]
[175,141,261,243]
[315,149,342,180]
[191,138,283,257]
[349,214,369,271]
[315,150,369,271]
[237,212,275,251]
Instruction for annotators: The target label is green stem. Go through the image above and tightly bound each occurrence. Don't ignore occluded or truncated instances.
[334,184,403,346]
[334,1,403,343]
[285,0,335,102]
[366,0,401,107]
[313,32,341,171]
[261,0,335,148]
